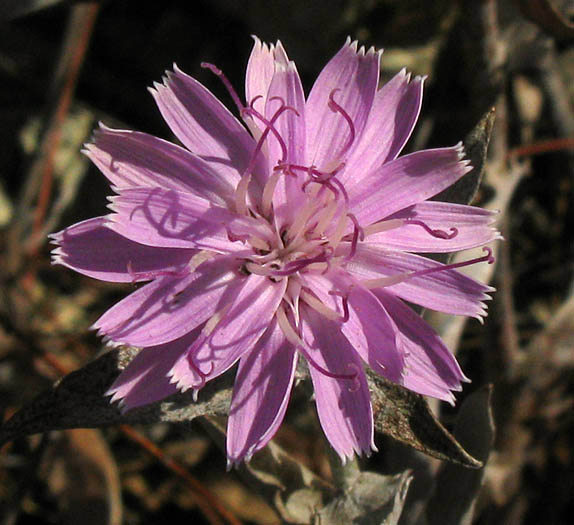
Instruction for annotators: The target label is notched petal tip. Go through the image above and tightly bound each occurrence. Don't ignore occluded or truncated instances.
[454,141,469,163]
[48,229,62,243]
[365,45,378,58]
[97,121,114,132]
[105,198,118,214]
[105,388,125,407]
[50,252,63,267]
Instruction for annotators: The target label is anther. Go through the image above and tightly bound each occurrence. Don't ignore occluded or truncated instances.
[346,213,364,259]
[242,99,297,164]
[405,219,459,240]
[186,354,214,389]
[249,95,263,109]
[201,62,244,114]
[328,89,356,156]
[328,289,350,322]
[299,345,358,383]
[298,163,348,204]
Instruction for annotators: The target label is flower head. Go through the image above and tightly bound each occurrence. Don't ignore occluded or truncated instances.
[51,37,499,464]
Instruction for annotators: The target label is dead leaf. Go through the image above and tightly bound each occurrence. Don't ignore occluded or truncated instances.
[43,428,122,525]
[516,0,574,41]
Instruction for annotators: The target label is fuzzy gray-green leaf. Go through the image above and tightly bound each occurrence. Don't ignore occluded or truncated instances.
[0,347,233,446]
[368,370,483,469]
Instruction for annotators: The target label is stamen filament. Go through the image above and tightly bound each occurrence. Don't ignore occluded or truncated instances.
[329,177,349,206]
[361,219,404,237]
[126,261,189,282]
[277,305,307,348]
[188,250,216,273]
[361,274,410,289]
[247,235,270,251]
[247,248,279,264]
[284,278,302,326]
[415,246,495,275]
[261,171,282,217]
[361,247,495,289]
[327,209,349,250]
[301,290,341,321]
[272,251,330,276]
[287,198,323,242]
[314,197,339,235]
[234,173,251,216]
[245,261,276,276]
[306,262,331,274]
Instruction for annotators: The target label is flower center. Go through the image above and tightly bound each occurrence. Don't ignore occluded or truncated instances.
[197,61,495,387]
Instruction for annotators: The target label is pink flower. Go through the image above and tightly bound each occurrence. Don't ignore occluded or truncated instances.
[51,37,499,464]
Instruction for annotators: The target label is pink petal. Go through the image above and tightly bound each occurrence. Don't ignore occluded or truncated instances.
[227,318,297,465]
[265,42,305,167]
[245,36,275,122]
[343,283,406,382]
[347,245,493,318]
[366,202,502,253]
[84,125,235,207]
[341,70,424,185]
[169,274,287,391]
[94,256,241,346]
[348,144,472,225]
[303,272,405,382]
[375,290,469,403]
[51,217,195,283]
[305,38,380,169]
[106,330,202,411]
[106,187,272,253]
[301,306,375,462]
[151,65,263,184]
[264,42,306,227]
